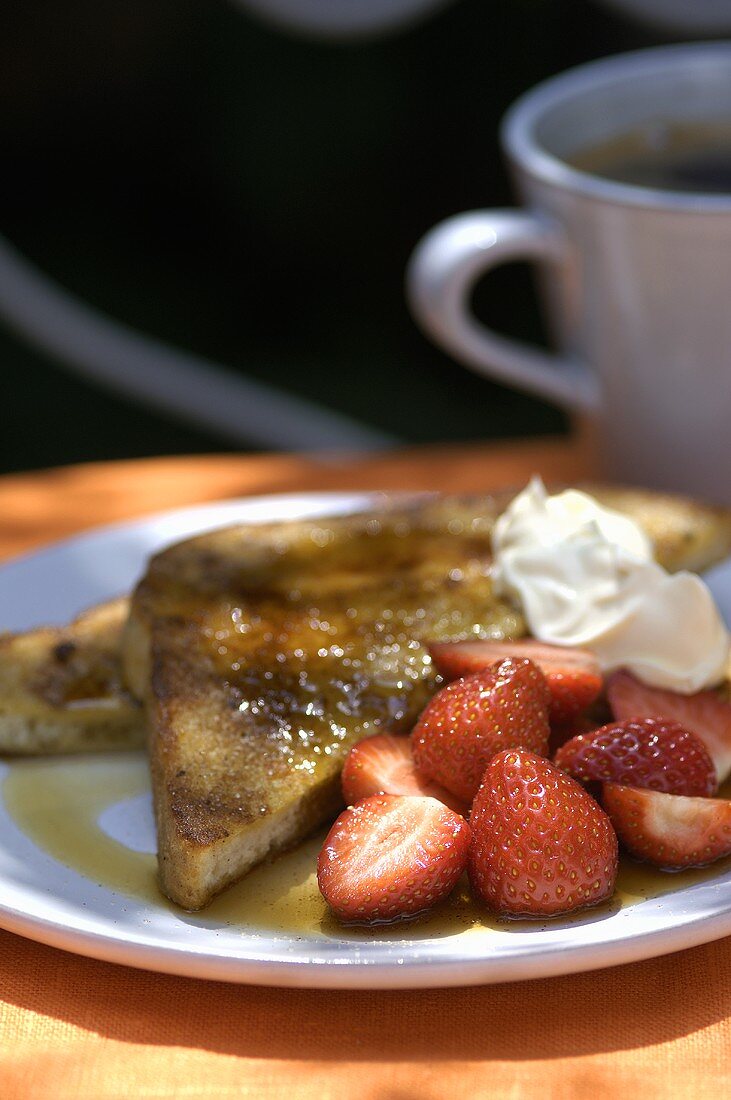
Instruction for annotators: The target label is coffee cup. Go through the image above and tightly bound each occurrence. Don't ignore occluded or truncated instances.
[407,43,731,503]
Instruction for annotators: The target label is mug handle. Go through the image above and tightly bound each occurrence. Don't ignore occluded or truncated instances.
[406,210,600,413]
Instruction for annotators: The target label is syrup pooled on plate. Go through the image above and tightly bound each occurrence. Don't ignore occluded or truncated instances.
[5,753,731,939]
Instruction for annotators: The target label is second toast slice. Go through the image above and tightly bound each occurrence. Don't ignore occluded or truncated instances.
[0,598,144,755]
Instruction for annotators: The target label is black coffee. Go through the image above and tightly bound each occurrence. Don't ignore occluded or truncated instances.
[568,121,731,194]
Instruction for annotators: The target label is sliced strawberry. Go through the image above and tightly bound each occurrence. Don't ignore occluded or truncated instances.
[468,750,618,918]
[608,670,731,783]
[341,733,468,815]
[317,794,470,925]
[603,782,731,869]
[555,717,718,797]
[411,657,550,803]
[429,640,602,722]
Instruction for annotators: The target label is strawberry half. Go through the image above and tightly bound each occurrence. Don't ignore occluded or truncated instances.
[554,717,718,797]
[468,749,618,918]
[317,794,470,925]
[411,657,550,803]
[341,733,468,815]
[429,640,602,722]
[603,782,731,869]
[608,670,731,783]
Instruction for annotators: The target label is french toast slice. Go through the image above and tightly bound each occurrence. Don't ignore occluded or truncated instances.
[123,488,731,910]
[0,599,144,755]
[123,497,521,909]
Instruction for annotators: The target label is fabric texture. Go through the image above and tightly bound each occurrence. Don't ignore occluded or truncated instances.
[1,440,729,1099]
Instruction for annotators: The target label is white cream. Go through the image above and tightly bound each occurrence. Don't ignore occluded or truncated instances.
[492,477,730,694]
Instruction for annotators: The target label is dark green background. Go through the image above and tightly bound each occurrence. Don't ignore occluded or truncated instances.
[0,1,662,472]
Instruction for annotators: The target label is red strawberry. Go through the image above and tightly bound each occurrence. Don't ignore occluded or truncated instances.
[341,733,468,815]
[429,639,602,722]
[468,749,618,918]
[555,717,718,797]
[317,794,470,925]
[411,657,550,803]
[608,670,731,783]
[603,782,731,869]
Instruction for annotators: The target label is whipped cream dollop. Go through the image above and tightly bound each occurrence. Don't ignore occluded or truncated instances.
[492,478,730,694]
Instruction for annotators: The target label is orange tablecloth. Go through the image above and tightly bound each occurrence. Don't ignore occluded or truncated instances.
[2,441,730,1100]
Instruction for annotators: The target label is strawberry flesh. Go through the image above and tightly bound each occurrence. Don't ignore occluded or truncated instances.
[411,657,550,803]
[341,733,468,815]
[603,782,731,869]
[317,794,470,925]
[468,749,618,918]
[608,670,731,783]
[429,639,602,722]
[555,717,718,797]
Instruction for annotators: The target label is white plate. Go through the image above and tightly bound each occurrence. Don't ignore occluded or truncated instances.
[2,490,731,989]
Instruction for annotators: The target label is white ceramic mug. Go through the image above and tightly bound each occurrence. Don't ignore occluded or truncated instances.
[407,43,731,503]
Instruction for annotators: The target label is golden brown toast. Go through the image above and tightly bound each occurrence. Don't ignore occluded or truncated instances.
[0,599,144,755]
[122,488,731,910]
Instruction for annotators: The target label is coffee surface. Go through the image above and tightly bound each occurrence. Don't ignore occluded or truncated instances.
[568,121,731,194]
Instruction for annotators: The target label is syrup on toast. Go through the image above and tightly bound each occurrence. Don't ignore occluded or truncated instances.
[122,489,731,910]
[0,599,144,755]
